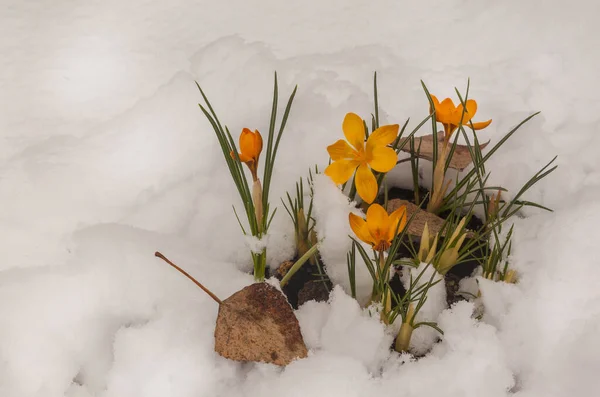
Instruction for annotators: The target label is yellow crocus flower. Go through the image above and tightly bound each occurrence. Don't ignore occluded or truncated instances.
[325,113,399,204]
[349,203,407,251]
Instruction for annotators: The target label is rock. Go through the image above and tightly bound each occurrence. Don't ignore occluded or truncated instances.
[398,133,490,170]
[297,281,330,306]
[214,282,308,366]
[387,198,475,238]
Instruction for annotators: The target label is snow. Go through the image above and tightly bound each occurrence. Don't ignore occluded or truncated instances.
[400,263,447,355]
[2,0,600,396]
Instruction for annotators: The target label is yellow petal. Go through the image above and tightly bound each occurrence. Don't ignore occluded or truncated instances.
[471,119,492,130]
[349,212,375,246]
[368,146,397,173]
[354,163,378,204]
[387,205,407,241]
[327,139,358,161]
[324,159,359,185]
[342,113,366,151]
[366,204,389,244]
[366,124,399,149]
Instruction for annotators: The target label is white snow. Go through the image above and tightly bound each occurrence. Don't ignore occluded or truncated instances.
[2,0,600,396]
[400,262,447,355]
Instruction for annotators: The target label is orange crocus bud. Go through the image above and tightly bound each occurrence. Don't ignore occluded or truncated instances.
[231,128,263,181]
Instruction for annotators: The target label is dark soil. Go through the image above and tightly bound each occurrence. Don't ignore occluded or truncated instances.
[274,257,332,309]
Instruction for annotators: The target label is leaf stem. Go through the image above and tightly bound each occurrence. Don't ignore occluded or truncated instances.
[155,251,223,305]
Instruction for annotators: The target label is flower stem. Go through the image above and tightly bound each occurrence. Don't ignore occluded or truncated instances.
[371,249,386,302]
[252,250,267,281]
[395,322,414,352]
[252,178,264,233]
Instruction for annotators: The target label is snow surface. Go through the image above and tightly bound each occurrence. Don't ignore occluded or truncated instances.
[2,0,600,396]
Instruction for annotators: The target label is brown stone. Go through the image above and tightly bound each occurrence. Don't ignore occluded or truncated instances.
[398,134,489,171]
[387,198,474,238]
[214,282,308,366]
[297,281,330,306]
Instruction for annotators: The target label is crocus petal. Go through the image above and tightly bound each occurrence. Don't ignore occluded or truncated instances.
[387,205,407,241]
[327,139,358,161]
[349,213,375,246]
[324,159,359,185]
[437,98,456,123]
[430,95,440,114]
[342,113,366,151]
[238,152,253,163]
[254,129,263,155]
[368,146,398,173]
[366,204,389,244]
[366,124,399,151]
[355,163,378,204]
[470,119,492,130]
[453,100,477,125]
[239,128,262,160]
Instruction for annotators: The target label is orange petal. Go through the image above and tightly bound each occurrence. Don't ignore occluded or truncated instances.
[349,212,375,246]
[230,149,252,163]
[366,204,389,244]
[254,129,263,155]
[470,119,492,130]
[239,128,261,160]
[342,113,366,151]
[368,146,397,173]
[436,98,456,124]
[453,99,477,125]
[387,205,407,241]
[355,163,378,204]
[366,124,399,151]
[324,159,359,185]
[327,139,358,161]
[238,152,253,163]
[429,95,440,114]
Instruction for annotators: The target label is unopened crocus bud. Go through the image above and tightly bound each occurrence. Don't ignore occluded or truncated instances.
[487,189,502,222]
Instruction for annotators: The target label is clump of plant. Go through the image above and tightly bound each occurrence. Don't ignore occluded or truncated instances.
[282,169,320,267]
[280,169,330,297]
[325,74,557,354]
[197,73,297,281]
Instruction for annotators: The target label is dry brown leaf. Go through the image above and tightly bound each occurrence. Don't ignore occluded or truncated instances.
[398,134,489,171]
[386,199,474,238]
[275,260,294,279]
[214,283,308,366]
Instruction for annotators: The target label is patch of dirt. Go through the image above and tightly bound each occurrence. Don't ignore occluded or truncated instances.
[274,257,332,309]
